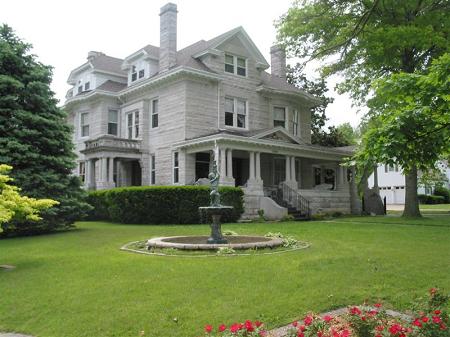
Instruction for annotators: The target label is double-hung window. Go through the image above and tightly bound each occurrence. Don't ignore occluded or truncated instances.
[79,162,86,183]
[108,109,118,136]
[80,112,89,137]
[139,69,145,79]
[151,99,159,128]
[131,66,137,82]
[134,111,139,138]
[225,97,247,128]
[224,54,246,76]
[150,155,156,185]
[291,109,299,136]
[173,152,179,184]
[273,107,286,128]
[127,111,139,139]
[84,82,90,91]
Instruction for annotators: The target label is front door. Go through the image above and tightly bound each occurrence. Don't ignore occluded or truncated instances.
[131,161,142,186]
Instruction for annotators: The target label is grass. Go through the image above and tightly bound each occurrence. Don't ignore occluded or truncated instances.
[387,203,450,215]
[1,215,449,337]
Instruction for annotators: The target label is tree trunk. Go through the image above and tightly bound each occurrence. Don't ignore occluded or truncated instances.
[403,165,421,217]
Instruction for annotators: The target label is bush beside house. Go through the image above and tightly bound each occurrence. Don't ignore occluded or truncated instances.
[87,186,244,224]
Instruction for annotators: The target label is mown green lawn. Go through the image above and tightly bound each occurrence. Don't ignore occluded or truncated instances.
[388,203,450,215]
[1,216,449,337]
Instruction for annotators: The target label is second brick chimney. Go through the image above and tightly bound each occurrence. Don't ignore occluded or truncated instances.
[159,3,178,72]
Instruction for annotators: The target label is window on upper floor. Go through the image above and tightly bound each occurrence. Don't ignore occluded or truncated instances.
[131,66,137,82]
[291,109,299,136]
[273,106,286,128]
[80,112,89,137]
[108,109,118,136]
[224,54,247,76]
[139,69,145,79]
[151,99,159,128]
[225,97,247,129]
[126,111,139,139]
[173,152,179,184]
[84,82,90,91]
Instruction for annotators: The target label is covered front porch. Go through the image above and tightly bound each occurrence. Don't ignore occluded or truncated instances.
[174,128,359,218]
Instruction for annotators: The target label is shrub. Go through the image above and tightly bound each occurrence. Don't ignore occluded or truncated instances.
[418,194,446,204]
[434,186,450,203]
[87,186,244,224]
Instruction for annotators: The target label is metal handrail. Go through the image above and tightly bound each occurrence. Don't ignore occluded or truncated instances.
[280,182,311,218]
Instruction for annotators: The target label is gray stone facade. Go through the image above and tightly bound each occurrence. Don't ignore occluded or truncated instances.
[65,3,357,219]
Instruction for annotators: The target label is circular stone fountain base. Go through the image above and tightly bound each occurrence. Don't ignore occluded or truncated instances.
[147,235,283,250]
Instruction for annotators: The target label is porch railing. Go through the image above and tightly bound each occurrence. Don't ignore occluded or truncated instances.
[83,135,141,153]
[280,182,311,218]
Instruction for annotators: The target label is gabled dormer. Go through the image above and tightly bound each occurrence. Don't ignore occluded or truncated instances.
[66,51,127,98]
[192,26,270,77]
[121,45,160,86]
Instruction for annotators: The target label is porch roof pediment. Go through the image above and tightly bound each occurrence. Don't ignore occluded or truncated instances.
[251,127,304,145]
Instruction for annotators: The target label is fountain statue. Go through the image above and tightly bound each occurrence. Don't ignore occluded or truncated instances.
[197,142,233,244]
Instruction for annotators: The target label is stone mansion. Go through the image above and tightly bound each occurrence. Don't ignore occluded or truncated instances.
[65,3,359,219]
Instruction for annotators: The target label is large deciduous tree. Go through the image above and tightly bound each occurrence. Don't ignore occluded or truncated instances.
[0,25,90,235]
[277,0,449,216]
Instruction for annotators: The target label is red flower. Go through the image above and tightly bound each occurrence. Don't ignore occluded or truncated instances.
[376,325,384,331]
[297,332,304,337]
[440,323,447,330]
[205,325,213,333]
[434,310,441,315]
[218,324,226,332]
[230,323,241,333]
[350,306,362,316]
[244,320,254,332]
[389,323,402,334]
[368,310,378,316]
[421,316,429,323]
[323,315,333,322]
[299,325,306,332]
[374,303,382,308]
[317,331,323,337]
[341,330,350,337]
[255,321,263,328]
[304,315,313,326]
[259,330,267,337]
[361,315,366,321]
[292,321,298,327]
[433,316,442,324]
[412,319,422,328]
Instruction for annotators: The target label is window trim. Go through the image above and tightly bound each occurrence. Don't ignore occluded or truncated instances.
[131,65,137,82]
[224,96,248,130]
[150,154,156,185]
[173,151,179,184]
[107,109,119,136]
[151,99,159,129]
[80,112,89,138]
[84,81,90,91]
[273,106,287,128]
[224,53,247,77]
[126,110,140,139]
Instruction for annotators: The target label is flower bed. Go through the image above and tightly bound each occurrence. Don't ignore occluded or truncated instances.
[201,289,448,337]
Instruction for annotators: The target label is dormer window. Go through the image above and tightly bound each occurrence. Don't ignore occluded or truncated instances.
[139,69,145,79]
[225,54,247,76]
[131,66,137,82]
[84,82,90,91]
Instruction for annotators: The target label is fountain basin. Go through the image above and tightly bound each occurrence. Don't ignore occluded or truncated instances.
[147,235,283,250]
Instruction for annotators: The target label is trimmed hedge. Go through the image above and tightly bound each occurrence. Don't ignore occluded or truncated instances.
[87,185,244,224]
[418,194,446,204]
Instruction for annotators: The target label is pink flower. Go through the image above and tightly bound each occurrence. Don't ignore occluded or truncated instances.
[218,324,226,332]
[412,319,422,328]
[350,306,362,316]
[433,316,442,324]
[255,321,263,328]
[205,325,213,333]
[244,320,254,332]
[297,332,304,337]
[292,321,298,327]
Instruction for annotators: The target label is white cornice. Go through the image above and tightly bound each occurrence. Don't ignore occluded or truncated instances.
[256,86,322,107]
[64,90,119,108]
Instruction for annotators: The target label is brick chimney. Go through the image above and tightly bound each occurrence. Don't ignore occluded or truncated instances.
[159,3,178,72]
[270,45,286,80]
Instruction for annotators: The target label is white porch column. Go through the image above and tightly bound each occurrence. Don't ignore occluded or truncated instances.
[285,156,291,181]
[220,148,227,178]
[255,152,261,181]
[290,156,296,184]
[227,149,233,178]
[249,151,255,180]
[108,157,115,186]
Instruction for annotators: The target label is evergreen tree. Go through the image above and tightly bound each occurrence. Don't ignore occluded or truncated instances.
[0,24,90,235]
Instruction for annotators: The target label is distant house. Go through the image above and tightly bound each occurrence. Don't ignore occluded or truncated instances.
[368,162,450,204]
[64,2,360,219]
